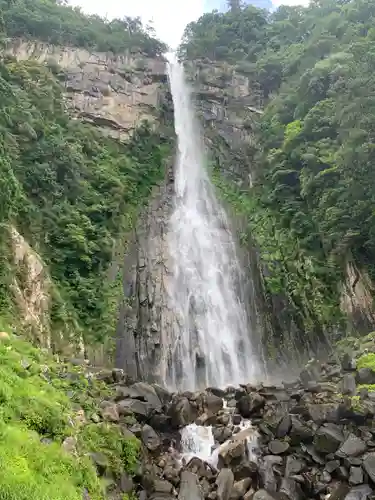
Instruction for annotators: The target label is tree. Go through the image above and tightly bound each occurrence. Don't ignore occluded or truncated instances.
[227,0,243,11]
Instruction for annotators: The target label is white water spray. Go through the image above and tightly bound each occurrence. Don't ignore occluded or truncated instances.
[180,420,259,469]
[163,54,260,391]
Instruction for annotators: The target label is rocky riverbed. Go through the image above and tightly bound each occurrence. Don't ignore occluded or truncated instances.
[95,350,375,500]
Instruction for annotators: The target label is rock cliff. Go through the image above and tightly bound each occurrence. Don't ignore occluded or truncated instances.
[115,164,175,382]
[5,38,167,140]
[2,37,170,358]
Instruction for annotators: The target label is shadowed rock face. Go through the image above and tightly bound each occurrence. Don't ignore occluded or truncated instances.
[5,38,167,140]
[115,164,175,383]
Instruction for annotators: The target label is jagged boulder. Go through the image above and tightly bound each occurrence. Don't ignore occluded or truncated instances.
[313,423,344,454]
[141,424,161,452]
[168,396,199,428]
[237,392,265,418]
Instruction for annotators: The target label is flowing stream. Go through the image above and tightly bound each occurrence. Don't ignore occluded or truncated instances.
[162,54,260,391]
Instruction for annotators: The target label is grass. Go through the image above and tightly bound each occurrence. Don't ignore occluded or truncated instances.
[0,422,100,500]
[357,353,375,371]
[0,325,140,499]
[78,423,140,479]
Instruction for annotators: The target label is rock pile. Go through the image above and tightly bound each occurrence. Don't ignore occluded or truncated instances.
[95,354,375,500]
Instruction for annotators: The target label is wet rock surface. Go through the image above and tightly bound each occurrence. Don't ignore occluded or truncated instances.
[92,352,375,500]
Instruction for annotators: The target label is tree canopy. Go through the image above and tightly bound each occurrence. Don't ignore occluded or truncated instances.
[0,0,167,56]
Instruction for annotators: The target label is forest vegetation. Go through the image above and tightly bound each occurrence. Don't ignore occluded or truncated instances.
[0,0,171,347]
[181,0,375,343]
[0,2,168,497]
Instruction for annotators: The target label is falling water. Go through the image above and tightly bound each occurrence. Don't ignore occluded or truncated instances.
[162,54,260,391]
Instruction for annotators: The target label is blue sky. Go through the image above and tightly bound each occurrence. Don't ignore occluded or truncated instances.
[70,0,309,48]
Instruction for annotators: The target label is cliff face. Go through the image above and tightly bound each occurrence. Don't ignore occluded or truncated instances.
[5,38,166,140]
[2,37,170,357]
[115,164,175,382]
[186,59,263,182]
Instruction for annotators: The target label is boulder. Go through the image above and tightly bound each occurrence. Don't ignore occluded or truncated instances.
[141,424,161,452]
[178,471,203,500]
[112,368,125,383]
[362,452,375,483]
[344,485,373,500]
[100,402,120,422]
[117,399,149,419]
[289,415,314,444]
[232,414,242,426]
[232,461,258,481]
[149,413,172,432]
[185,457,213,479]
[299,360,321,388]
[218,440,246,468]
[307,403,340,424]
[279,477,304,500]
[168,397,198,428]
[276,414,292,438]
[117,382,162,410]
[258,455,282,493]
[285,456,305,477]
[213,426,233,444]
[205,393,223,414]
[207,387,226,398]
[313,423,344,454]
[341,354,357,372]
[119,471,134,493]
[252,489,278,500]
[268,439,290,455]
[349,467,364,486]
[340,374,357,396]
[237,393,265,418]
[337,434,367,458]
[230,478,252,499]
[356,368,375,385]
[216,468,234,500]
[152,383,172,405]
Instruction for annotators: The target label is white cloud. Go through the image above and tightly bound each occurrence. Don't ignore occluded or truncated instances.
[69,0,205,49]
[272,0,309,5]
[69,0,310,49]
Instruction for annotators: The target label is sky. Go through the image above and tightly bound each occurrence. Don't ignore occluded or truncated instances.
[70,0,309,49]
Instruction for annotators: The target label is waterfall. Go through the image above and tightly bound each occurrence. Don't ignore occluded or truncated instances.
[161,54,261,392]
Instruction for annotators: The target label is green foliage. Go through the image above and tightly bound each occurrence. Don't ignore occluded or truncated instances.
[180,5,268,62]
[0,332,101,499]
[79,423,140,478]
[357,353,375,371]
[0,335,69,438]
[0,56,171,343]
[0,0,167,56]
[183,0,375,338]
[0,422,100,500]
[0,328,141,499]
